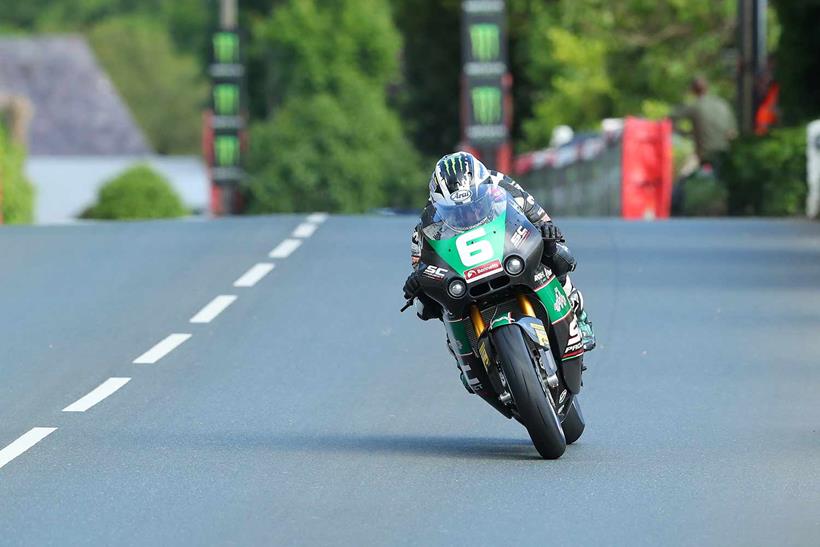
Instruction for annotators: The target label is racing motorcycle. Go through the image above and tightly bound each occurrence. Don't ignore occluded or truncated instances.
[402,185,586,459]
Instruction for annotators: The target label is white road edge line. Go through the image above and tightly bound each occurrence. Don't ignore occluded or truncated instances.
[0,427,57,470]
[133,333,192,365]
[306,212,329,224]
[190,295,237,323]
[63,377,131,412]
[234,263,275,287]
[292,223,318,238]
[269,239,301,259]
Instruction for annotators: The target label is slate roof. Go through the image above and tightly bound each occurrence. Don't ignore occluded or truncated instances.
[0,35,151,155]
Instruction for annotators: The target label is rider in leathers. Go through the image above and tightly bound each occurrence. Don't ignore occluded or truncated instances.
[402,152,595,390]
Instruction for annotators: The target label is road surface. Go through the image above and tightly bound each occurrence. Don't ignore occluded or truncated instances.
[1,215,819,545]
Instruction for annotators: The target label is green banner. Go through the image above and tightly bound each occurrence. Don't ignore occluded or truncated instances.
[470,23,500,62]
[215,135,240,167]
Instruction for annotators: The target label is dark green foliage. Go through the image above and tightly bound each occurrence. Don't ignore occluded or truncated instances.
[0,126,35,223]
[89,16,207,154]
[391,0,462,157]
[771,0,820,125]
[245,0,426,213]
[679,172,729,217]
[724,127,807,216]
[84,165,186,220]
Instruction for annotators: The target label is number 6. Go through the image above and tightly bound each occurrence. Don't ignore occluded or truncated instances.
[456,227,493,267]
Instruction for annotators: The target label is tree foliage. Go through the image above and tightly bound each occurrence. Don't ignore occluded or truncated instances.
[0,126,35,224]
[89,16,207,154]
[771,0,820,125]
[245,0,425,213]
[84,164,186,220]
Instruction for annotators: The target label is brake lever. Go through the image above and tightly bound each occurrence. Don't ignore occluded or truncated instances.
[400,299,414,313]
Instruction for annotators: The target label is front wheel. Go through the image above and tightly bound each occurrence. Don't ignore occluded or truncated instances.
[492,325,566,459]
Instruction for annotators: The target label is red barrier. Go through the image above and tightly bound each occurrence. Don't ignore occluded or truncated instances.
[621,117,673,219]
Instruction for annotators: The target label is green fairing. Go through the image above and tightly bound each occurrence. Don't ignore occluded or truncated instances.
[444,318,473,356]
[425,211,507,275]
[535,276,573,324]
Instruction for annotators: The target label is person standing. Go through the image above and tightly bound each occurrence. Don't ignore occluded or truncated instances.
[672,77,738,178]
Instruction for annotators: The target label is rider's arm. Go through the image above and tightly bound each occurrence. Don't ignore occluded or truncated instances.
[410,223,422,268]
[493,173,552,227]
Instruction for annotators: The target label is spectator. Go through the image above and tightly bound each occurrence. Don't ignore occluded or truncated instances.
[672,77,738,178]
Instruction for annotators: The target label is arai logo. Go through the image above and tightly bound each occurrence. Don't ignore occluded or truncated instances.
[451,189,472,203]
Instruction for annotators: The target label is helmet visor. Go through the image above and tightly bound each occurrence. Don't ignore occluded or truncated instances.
[432,184,497,231]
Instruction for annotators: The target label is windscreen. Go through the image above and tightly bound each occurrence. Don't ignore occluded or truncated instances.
[424,185,508,240]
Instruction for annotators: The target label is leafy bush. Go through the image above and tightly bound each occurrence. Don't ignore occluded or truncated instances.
[0,126,35,224]
[83,164,186,220]
[246,82,425,213]
[679,171,729,217]
[89,16,207,154]
[724,127,807,216]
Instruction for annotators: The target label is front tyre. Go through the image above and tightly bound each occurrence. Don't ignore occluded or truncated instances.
[493,325,566,459]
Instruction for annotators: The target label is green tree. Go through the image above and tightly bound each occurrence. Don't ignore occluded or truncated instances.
[0,126,35,224]
[771,0,820,125]
[84,164,186,220]
[89,16,208,154]
[246,0,425,213]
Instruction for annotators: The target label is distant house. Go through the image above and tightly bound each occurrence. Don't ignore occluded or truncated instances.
[0,35,150,155]
[0,36,207,223]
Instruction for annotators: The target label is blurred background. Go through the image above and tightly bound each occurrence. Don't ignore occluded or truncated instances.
[0,0,818,224]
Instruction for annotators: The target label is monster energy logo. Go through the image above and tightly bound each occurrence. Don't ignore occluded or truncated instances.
[213,84,240,115]
[470,24,500,62]
[215,135,240,166]
[213,32,239,63]
[471,86,502,125]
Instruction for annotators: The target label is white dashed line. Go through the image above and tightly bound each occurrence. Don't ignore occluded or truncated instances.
[133,333,192,364]
[234,263,275,287]
[306,212,329,224]
[292,222,318,238]
[269,239,302,259]
[0,427,57,470]
[63,378,131,412]
[190,295,237,323]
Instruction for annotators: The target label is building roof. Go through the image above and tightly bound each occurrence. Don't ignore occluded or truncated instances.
[0,35,151,155]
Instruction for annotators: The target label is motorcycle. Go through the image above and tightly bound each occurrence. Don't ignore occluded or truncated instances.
[402,185,586,459]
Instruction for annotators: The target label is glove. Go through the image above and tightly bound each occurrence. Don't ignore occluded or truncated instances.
[540,223,564,256]
[403,271,422,301]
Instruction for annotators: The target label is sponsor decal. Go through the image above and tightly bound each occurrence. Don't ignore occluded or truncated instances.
[533,269,549,286]
[553,287,568,313]
[213,84,240,115]
[511,225,530,248]
[422,265,448,280]
[470,23,500,62]
[214,135,240,166]
[451,189,473,203]
[531,322,550,347]
[471,86,502,125]
[464,259,502,283]
[478,341,491,369]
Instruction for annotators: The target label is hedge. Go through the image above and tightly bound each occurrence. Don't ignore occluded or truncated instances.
[724,127,807,216]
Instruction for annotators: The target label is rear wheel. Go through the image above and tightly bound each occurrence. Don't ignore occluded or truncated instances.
[492,325,566,459]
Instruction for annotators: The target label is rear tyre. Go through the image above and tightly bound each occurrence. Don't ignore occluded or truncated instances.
[493,325,566,459]
[561,396,585,445]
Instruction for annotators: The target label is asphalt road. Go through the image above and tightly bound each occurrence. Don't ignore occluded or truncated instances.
[1,215,819,546]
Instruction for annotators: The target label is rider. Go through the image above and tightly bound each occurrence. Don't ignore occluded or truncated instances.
[402,151,596,351]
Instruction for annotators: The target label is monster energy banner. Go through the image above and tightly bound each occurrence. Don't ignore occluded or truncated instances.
[210,29,245,185]
[462,0,508,144]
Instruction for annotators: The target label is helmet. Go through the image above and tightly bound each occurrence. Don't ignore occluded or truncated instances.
[429,152,490,206]
[429,153,494,230]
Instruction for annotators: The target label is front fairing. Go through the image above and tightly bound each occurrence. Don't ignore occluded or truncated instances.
[418,189,545,318]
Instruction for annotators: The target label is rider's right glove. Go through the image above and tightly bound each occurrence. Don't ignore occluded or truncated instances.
[403,271,422,301]
[540,222,564,256]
